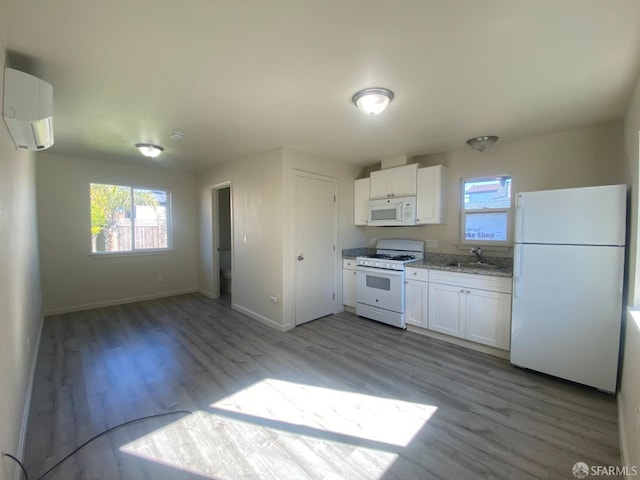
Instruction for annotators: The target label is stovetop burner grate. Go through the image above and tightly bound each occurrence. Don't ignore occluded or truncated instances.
[393,255,416,261]
[362,254,416,261]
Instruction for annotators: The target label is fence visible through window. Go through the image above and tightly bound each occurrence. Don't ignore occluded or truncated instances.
[90,183,170,253]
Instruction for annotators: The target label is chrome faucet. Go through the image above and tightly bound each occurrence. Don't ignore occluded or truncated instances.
[469,246,486,263]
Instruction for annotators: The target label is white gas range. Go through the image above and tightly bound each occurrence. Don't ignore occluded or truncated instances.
[355,239,424,329]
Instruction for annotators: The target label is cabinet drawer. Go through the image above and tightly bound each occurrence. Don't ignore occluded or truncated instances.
[343,259,357,269]
[405,267,428,281]
[429,270,512,294]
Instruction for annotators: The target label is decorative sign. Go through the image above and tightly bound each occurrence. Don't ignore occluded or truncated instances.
[465,212,507,241]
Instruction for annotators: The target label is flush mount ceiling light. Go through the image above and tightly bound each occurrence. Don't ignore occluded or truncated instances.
[352,87,394,116]
[466,135,499,152]
[135,143,164,158]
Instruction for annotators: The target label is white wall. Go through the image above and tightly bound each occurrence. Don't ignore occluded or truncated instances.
[198,148,285,329]
[364,121,625,254]
[36,152,198,314]
[197,147,367,330]
[619,70,640,471]
[0,40,44,480]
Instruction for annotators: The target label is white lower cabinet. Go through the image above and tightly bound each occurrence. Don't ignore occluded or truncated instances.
[464,288,511,349]
[343,259,357,308]
[429,270,512,350]
[405,281,428,327]
[405,267,428,327]
[428,282,465,337]
[407,269,512,351]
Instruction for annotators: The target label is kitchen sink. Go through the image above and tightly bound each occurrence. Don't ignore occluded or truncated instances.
[449,262,504,271]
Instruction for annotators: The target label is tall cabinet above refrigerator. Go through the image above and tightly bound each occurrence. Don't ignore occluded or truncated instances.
[510,184,626,393]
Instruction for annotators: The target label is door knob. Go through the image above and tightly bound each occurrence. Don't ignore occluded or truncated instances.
[297,255,304,261]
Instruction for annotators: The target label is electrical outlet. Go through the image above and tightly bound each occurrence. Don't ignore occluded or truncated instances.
[369,237,377,246]
[157,273,164,283]
[27,337,30,353]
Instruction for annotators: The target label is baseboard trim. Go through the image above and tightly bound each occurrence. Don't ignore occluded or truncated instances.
[232,304,287,332]
[43,288,198,316]
[198,288,215,299]
[618,393,630,476]
[14,314,44,480]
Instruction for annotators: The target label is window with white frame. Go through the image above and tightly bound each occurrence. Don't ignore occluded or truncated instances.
[460,175,512,245]
[90,183,171,253]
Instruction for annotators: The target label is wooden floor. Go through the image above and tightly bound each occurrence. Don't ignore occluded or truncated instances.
[23,293,621,480]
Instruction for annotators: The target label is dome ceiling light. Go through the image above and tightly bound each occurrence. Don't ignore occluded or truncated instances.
[466,135,499,152]
[352,87,394,116]
[135,143,164,158]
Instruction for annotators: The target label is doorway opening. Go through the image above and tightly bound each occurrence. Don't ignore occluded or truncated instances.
[213,184,232,301]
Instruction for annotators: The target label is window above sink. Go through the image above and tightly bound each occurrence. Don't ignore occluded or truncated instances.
[460,175,512,246]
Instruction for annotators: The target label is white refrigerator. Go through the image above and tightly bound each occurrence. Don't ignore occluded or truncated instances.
[510,184,626,393]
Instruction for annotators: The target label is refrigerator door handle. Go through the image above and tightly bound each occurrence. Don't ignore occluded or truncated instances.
[513,246,522,298]
[515,194,524,243]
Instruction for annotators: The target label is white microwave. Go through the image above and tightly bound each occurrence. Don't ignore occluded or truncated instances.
[367,196,417,226]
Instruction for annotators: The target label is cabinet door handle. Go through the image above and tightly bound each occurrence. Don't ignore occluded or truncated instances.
[460,289,465,293]
[466,290,471,294]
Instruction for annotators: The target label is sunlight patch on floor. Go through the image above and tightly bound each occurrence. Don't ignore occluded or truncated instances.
[212,378,437,446]
[120,378,437,479]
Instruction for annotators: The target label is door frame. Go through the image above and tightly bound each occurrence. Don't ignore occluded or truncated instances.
[291,170,338,326]
[210,181,233,298]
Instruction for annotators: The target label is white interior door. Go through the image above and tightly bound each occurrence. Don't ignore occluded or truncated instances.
[294,173,336,325]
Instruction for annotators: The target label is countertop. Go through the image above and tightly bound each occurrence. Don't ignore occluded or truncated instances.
[404,260,512,278]
[342,250,513,278]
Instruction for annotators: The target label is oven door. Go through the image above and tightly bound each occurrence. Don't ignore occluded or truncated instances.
[355,266,405,313]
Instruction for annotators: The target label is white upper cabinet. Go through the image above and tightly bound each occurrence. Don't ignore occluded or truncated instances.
[354,178,370,226]
[416,165,447,225]
[369,164,418,199]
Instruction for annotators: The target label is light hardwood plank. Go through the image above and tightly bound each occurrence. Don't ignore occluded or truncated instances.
[22,294,621,479]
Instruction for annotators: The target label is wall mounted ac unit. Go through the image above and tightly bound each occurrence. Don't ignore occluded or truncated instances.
[3,67,54,151]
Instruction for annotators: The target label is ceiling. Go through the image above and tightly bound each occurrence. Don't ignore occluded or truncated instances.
[2,0,640,173]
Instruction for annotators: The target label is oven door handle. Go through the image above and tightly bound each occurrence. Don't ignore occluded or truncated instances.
[356,266,404,276]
